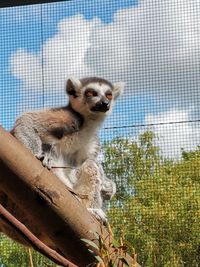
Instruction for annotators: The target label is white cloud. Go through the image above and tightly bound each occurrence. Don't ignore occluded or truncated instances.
[10,1,200,156]
[145,109,200,159]
[86,0,200,110]
[11,0,200,109]
[11,15,100,93]
[11,49,43,90]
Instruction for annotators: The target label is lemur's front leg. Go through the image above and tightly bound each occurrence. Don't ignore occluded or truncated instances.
[73,159,107,223]
[96,163,116,200]
[101,178,116,200]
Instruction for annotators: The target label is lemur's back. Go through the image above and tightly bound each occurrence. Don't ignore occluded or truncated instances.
[12,107,82,143]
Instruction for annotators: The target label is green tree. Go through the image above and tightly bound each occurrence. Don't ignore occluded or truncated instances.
[104,132,200,267]
[0,234,57,267]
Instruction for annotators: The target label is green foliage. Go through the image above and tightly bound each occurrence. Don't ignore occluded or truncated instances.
[82,225,137,267]
[0,235,28,267]
[103,132,160,198]
[104,132,200,267]
[0,234,57,267]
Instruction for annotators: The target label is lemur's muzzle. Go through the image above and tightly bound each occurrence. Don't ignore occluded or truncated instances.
[92,99,110,112]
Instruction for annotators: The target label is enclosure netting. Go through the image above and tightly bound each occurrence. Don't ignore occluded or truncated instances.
[0,1,200,266]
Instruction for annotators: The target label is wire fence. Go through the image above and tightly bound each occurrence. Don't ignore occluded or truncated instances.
[0,1,200,266]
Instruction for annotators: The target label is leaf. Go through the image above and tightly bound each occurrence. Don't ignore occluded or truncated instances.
[88,249,96,256]
[108,259,115,267]
[111,239,120,248]
[98,235,108,252]
[124,240,134,249]
[81,239,99,250]
[118,256,129,266]
[93,232,100,239]
[95,255,104,264]
[118,245,128,251]
[89,230,100,240]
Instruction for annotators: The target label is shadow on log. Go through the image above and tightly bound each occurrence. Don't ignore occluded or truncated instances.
[0,126,140,267]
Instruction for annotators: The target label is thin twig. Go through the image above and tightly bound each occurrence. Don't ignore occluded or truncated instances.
[28,248,34,267]
[51,166,78,169]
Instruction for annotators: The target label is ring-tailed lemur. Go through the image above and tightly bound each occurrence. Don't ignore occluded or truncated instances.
[10,76,124,222]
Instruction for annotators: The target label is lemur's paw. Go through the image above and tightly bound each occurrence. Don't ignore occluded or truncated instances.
[88,208,108,224]
[43,158,53,170]
[36,154,52,170]
[101,180,116,200]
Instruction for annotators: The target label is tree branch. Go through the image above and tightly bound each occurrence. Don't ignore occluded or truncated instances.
[0,126,139,267]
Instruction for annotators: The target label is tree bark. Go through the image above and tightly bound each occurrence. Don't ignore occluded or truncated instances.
[0,126,139,267]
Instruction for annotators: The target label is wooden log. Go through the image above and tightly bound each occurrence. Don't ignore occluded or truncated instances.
[0,125,138,267]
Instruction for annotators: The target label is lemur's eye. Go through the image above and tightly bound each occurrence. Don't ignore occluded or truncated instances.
[85,89,98,97]
[106,93,112,100]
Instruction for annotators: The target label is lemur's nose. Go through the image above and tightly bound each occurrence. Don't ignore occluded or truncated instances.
[92,98,110,112]
[101,99,109,107]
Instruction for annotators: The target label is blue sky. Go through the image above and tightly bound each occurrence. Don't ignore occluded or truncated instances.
[0,0,138,132]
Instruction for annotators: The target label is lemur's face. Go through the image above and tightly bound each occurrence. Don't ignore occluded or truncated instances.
[83,82,113,113]
[66,76,124,117]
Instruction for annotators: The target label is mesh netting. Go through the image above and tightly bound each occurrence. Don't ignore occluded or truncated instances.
[0,1,200,266]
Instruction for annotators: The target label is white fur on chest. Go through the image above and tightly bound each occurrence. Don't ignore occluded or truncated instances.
[51,126,98,188]
[58,120,101,165]
[61,129,90,155]
[51,118,103,188]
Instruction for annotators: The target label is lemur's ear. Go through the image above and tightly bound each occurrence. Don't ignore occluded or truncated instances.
[112,82,125,99]
[66,76,82,97]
